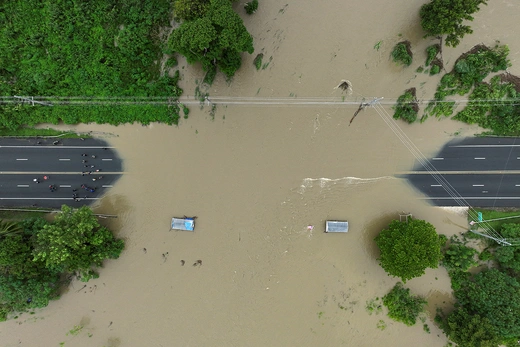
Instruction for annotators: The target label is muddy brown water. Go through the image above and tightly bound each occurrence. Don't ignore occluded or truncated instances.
[2,1,520,346]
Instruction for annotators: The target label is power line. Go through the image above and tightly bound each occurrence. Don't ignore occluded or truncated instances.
[2,95,520,107]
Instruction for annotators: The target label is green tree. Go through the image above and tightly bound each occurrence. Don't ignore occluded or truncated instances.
[420,0,488,47]
[174,0,210,21]
[444,307,501,347]
[382,282,426,326]
[32,205,124,281]
[375,218,443,282]
[169,0,254,80]
[455,269,520,338]
[442,243,478,272]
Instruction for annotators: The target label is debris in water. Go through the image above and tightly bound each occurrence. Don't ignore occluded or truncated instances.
[334,80,353,94]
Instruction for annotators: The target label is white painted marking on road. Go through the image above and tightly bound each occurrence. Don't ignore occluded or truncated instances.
[432,158,444,160]
[102,185,113,188]
[17,185,29,187]
[58,158,70,161]
[16,158,28,161]
[452,145,520,148]
[101,158,112,161]
[472,184,484,187]
[482,191,488,193]
[474,157,486,160]
[430,185,442,187]
[516,185,520,187]
[60,185,71,188]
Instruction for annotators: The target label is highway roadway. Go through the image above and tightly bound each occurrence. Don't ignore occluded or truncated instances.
[406,137,520,207]
[0,138,122,208]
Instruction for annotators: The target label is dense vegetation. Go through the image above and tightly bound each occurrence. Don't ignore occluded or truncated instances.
[424,44,510,122]
[393,88,419,123]
[0,0,184,129]
[434,218,520,346]
[420,0,488,47]
[391,41,413,67]
[382,282,427,326]
[169,0,254,84]
[374,218,443,282]
[244,0,259,15]
[0,206,124,321]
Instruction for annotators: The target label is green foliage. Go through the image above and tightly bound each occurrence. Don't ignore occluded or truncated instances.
[0,0,183,130]
[33,205,124,278]
[424,100,456,120]
[448,270,471,291]
[375,218,443,282]
[174,0,210,20]
[455,269,520,338]
[493,224,520,271]
[382,282,427,326]
[442,243,478,272]
[416,66,424,73]
[393,88,418,123]
[426,44,440,66]
[443,307,501,347]
[454,76,520,136]
[479,249,493,261]
[365,297,383,315]
[244,0,258,14]
[430,64,441,75]
[253,53,264,71]
[169,0,254,80]
[420,0,488,47]
[374,40,383,51]
[433,45,510,102]
[391,42,413,67]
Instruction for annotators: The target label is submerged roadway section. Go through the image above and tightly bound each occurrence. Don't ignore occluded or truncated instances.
[0,138,122,208]
[406,137,520,207]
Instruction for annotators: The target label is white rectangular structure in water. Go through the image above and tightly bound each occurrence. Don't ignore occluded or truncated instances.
[325,221,349,233]
[171,217,195,231]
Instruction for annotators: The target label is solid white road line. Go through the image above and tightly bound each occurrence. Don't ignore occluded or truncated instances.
[452,145,520,148]
[101,158,112,161]
[430,185,442,187]
[58,158,70,161]
[60,185,71,188]
[421,196,520,200]
[432,158,444,160]
[101,185,113,188]
[17,185,29,187]
[16,158,28,161]
[472,184,484,187]
[474,157,486,160]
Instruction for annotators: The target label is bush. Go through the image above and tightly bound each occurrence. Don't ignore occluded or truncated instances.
[393,88,419,123]
[429,64,441,75]
[426,44,440,66]
[253,53,263,70]
[382,282,427,326]
[442,243,478,272]
[174,0,210,20]
[244,0,258,14]
[391,41,413,67]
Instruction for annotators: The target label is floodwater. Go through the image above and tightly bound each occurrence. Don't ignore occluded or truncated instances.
[2,0,520,346]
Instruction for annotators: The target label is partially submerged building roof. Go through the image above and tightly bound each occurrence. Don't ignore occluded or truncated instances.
[171,217,195,231]
[325,220,348,233]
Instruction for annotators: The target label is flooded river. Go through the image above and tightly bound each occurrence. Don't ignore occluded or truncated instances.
[2,0,520,346]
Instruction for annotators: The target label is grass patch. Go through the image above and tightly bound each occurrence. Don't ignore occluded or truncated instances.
[365,297,383,315]
[0,208,52,221]
[469,208,520,230]
[0,128,88,138]
[393,88,419,123]
[391,41,413,67]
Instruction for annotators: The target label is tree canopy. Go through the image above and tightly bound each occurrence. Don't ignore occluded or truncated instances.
[382,282,426,326]
[444,307,502,347]
[0,206,124,321]
[454,269,520,339]
[375,218,443,282]
[169,0,254,81]
[420,0,488,47]
[33,205,124,281]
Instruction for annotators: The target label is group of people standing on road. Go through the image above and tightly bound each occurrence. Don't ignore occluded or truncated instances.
[31,152,107,201]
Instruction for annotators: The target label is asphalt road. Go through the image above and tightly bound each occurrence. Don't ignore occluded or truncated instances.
[406,137,520,207]
[0,137,122,208]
